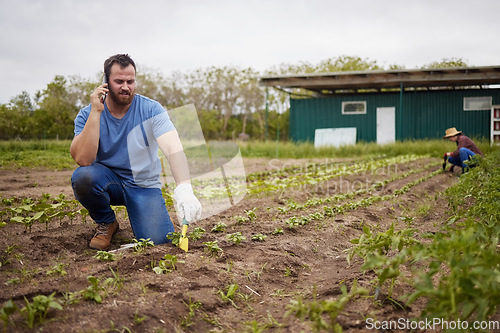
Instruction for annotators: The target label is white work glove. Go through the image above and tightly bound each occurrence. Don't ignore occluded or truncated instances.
[173,183,202,225]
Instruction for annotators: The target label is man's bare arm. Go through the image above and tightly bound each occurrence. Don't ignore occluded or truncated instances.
[156,130,190,184]
[70,84,108,166]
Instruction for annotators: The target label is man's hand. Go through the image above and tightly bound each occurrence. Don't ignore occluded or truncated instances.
[90,83,109,113]
[173,183,202,225]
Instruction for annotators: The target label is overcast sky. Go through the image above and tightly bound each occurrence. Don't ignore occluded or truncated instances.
[1,0,499,104]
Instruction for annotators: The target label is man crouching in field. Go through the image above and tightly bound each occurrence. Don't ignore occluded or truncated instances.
[70,54,201,250]
[443,127,483,174]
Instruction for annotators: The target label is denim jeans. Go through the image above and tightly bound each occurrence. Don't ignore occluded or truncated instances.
[71,163,174,245]
[447,147,476,169]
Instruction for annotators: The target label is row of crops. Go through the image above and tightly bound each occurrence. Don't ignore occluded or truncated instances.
[1,151,499,331]
[1,154,431,234]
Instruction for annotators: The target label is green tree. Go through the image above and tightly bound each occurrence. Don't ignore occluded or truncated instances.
[34,75,79,139]
[0,91,34,139]
[136,67,186,109]
[421,57,469,69]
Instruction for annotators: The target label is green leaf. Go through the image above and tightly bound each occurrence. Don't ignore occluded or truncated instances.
[10,216,25,223]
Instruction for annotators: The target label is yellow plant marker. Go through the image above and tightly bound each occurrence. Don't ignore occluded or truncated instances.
[179,219,189,252]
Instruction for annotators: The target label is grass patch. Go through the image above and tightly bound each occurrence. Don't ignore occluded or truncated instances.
[0,140,75,170]
[238,138,495,159]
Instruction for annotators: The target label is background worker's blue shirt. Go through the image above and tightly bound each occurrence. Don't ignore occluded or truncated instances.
[74,94,175,188]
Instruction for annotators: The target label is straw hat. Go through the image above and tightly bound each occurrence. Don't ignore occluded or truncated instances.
[443,127,462,139]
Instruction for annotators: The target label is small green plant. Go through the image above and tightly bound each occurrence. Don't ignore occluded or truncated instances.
[346,223,418,298]
[211,222,227,233]
[285,281,368,333]
[234,216,250,224]
[21,293,63,328]
[227,232,246,245]
[189,227,206,241]
[61,291,80,306]
[272,228,283,235]
[132,238,155,254]
[245,262,268,282]
[132,310,147,324]
[0,245,16,268]
[180,297,202,328]
[398,215,415,228]
[105,267,125,293]
[270,289,291,298]
[82,276,105,303]
[416,203,432,217]
[245,207,258,221]
[203,241,223,257]
[167,231,182,246]
[152,254,184,274]
[93,251,116,262]
[46,262,68,276]
[0,299,17,329]
[217,283,239,308]
[251,234,267,242]
[243,319,269,333]
[5,278,20,286]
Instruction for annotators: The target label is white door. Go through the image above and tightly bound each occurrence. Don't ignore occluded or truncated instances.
[376,107,396,144]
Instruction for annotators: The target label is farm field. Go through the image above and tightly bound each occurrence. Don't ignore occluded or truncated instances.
[1,151,499,332]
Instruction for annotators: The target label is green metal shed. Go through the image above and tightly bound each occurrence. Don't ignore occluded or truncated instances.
[260,66,500,144]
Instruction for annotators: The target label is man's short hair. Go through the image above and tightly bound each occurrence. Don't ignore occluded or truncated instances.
[104,54,136,79]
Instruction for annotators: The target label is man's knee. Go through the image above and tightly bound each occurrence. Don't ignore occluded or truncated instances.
[72,166,99,198]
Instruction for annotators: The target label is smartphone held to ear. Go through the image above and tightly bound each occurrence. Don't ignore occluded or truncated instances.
[100,74,108,103]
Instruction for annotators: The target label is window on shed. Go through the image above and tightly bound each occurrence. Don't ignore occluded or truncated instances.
[342,101,366,115]
[463,96,492,111]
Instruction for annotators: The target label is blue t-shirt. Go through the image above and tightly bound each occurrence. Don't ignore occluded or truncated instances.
[74,94,175,188]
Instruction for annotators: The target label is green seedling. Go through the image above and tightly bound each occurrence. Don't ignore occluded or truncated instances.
[285,281,368,333]
[132,238,155,254]
[0,245,16,268]
[234,215,249,224]
[180,297,202,329]
[93,251,116,262]
[251,234,267,242]
[227,232,246,245]
[0,299,17,329]
[203,241,223,257]
[22,293,62,329]
[188,227,206,241]
[283,267,294,277]
[167,231,182,246]
[346,223,418,298]
[217,283,239,308]
[211,222,227,233]
[82,276,105,303]
[244,207,257,221]
[61,291,80,306]
[46,262,68,276]
[105,267,125,293]
[132,310,147,324]
[243,319,269,333]
[272,228,284,235]
[152,254,184,274]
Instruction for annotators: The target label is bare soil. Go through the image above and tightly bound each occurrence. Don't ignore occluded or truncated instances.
[0,157,472,332]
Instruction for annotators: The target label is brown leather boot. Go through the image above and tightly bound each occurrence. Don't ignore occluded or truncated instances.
[89,221,119,250]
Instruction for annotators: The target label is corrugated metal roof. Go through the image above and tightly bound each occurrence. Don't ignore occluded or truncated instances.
[260,66,500,94]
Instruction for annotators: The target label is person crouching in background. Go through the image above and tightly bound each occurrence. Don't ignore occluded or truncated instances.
[443,127,483,173]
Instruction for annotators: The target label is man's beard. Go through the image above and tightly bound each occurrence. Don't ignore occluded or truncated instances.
[109,87,135,106]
